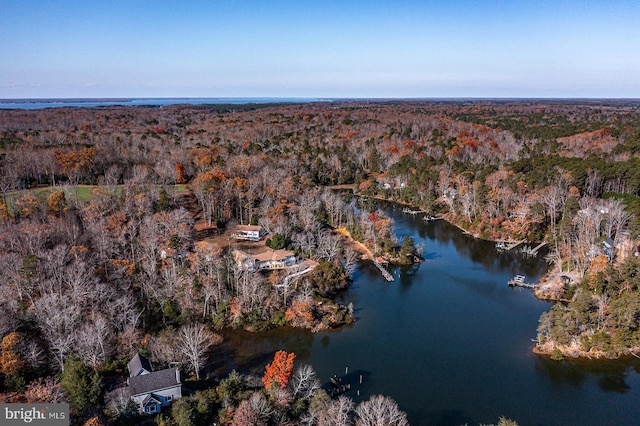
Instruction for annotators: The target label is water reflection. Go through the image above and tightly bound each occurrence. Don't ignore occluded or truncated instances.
[535,356,640,393]
[213,327,314,376]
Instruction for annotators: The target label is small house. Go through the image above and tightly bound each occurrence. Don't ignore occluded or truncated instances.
[127,354,182,415]
[232,225,266,242]
[601,237,616,261]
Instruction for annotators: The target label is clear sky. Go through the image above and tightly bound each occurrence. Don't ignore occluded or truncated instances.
[1,0,639,98]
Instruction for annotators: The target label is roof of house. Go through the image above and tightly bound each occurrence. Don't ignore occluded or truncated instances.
[233,249,254,264]
[142,394,161,407]
[129,368,181,396]
[236,225,263,232]
[128,353,152,377]
[254,249,295,262]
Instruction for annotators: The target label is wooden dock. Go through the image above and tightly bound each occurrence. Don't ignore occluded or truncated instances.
[508,275,537,289]
[372,258,394,282]
[496,240,525,252]
[402,207,425,215]
[520,241,547,257]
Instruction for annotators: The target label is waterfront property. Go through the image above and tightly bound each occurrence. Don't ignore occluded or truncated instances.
[233,248,298,271]
[127,354,182,415]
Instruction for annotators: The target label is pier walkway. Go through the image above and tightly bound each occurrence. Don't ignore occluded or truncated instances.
[372,258,394,282]
[496,240,525,252]
[402,207,425,215]
[520,241,547,257]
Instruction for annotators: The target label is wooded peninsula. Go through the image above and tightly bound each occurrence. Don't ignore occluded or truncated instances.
[1,99,640,425]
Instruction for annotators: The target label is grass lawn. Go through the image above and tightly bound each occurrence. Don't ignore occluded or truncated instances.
[3,183,189,214]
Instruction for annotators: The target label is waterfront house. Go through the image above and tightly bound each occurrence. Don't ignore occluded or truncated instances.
[254,249,297,270]
[233,248,298,271]
[127,354,182,415]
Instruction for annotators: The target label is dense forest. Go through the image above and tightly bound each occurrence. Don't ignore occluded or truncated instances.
[1,100,639,424]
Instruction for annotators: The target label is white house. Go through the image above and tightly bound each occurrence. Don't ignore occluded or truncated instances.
[127,354,182,415]
[232,225,266,242]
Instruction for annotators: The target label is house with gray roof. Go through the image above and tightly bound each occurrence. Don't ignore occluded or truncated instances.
[127,353,152,377]
[127,353,182,415]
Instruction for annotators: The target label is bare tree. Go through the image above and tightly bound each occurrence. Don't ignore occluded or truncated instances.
[317,231,342,262]
[355,395,408,426]
[342,247,360,278]
[74,314,112,369]
[318,396,354,426]
[30,293,81,371]
[540,184,564,240]
[291,364,321,401]
[232,399,267,426]
[178,324,222,380]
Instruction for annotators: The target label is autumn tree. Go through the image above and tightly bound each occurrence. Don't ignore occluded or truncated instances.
[47,190,67,215]
[15,192,42,219]
[175,162,187,184]
[0,198,11,221]
[24,377,66,403]
[55,147,96,184]
[0,332,26,389]
[191,169,229,225]
[262,350,295,389]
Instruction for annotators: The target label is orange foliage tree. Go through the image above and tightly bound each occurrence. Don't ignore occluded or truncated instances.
[175,162,187,184]
[0,332,25,376]
[0,199,10,221]
[47,190,67,214]
[55,147,96,183]
[285,300,314,326]
[262,350,295,389]
[588,254,609,289]
[15,192,41,218]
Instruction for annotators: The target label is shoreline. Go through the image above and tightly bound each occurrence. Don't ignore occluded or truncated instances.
[344,193,640,362]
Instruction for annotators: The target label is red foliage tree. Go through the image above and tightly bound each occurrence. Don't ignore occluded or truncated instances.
[262,350,295,389]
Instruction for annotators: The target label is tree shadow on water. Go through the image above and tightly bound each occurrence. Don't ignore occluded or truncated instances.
[535,355,637,393]
[409,408,474,426]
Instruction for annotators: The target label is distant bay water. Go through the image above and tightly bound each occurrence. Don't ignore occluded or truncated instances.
[0,98,328,109]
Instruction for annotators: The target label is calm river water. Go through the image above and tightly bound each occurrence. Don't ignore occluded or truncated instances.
[213,202,640,426]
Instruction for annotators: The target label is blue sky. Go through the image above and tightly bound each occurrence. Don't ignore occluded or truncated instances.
[1,0,639,98]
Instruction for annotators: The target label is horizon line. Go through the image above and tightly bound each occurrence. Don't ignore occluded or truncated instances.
[3,96,640,102]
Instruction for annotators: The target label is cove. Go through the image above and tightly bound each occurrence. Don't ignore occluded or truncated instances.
[212,201,640,426]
